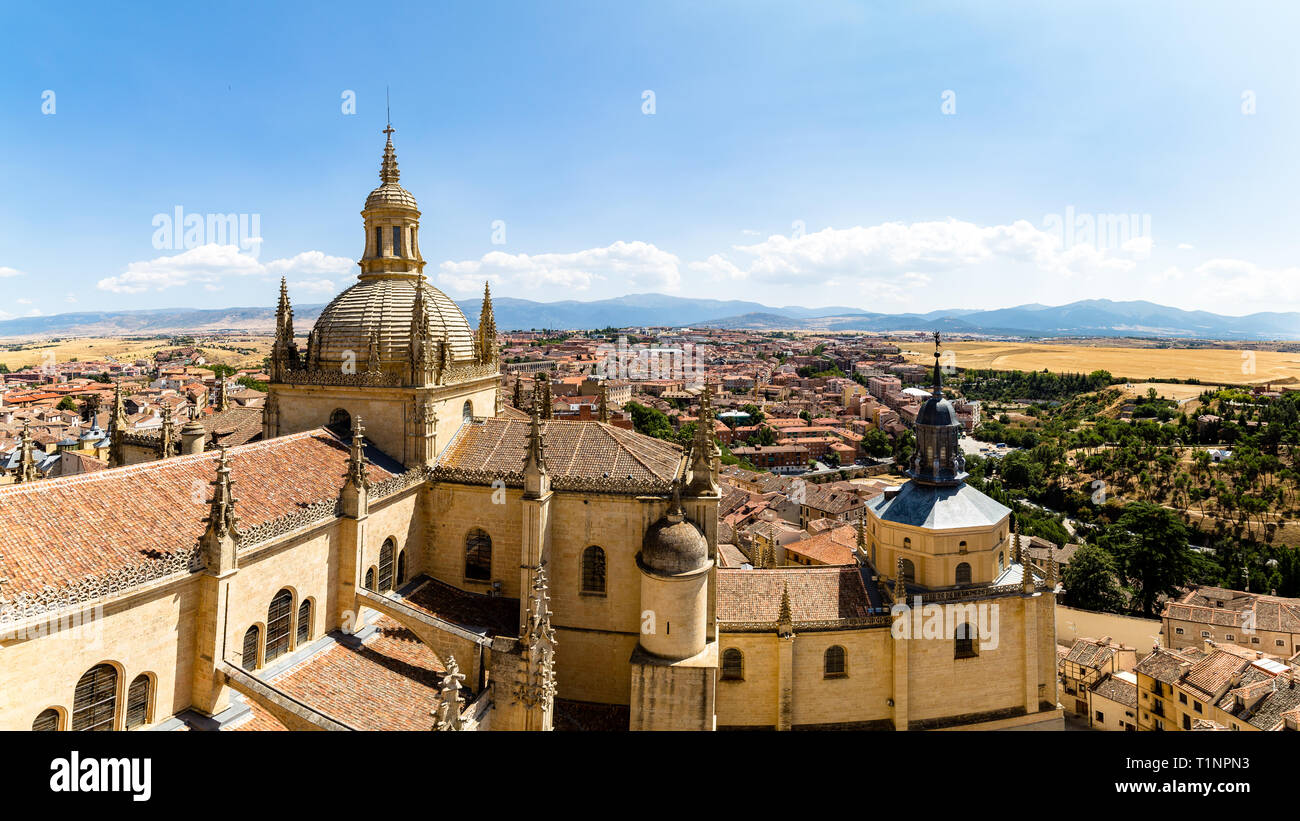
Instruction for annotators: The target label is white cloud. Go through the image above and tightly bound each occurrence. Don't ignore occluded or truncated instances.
[689,219,1143,296]
[1153,258,1300,312]
[0,267,24,278]
[1177,243,1195,250]
[289,279,340,296]
[16,298,32,305]
[437,240,682,295]
[97,244,353,294]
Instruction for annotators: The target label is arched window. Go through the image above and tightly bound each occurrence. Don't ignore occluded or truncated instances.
[296,599,312,646]
[958,540,968,553]
[581,545,606,594]
[265,589,294,664]
[378,538,395,592]
[364,567,375,590]
[721,649,744,681]
[824,645,847,678]
[396,551,407,585]
[462,400,473,420]
[242,625,260,670]
[955,562,972,585]
[955,623,978,659]
[903,537,911,549]
[71,664,117,731]
[465,528,492,581]
[998,551,1005,571]
[328,408,351,436]
[900,558,915,583]
[125,674,151,729]
[33,708,61,731]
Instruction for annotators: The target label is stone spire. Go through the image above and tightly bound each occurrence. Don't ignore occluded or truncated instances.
[855,513,867,564]
[512,377,525,409]
[214,375,229,413]
[475,281,498,366]
[365,330,381,374]
[908,330,967,488]
[523,402,549,498]
[686,386,719,495]
[433,654,466,731]
[893,556,906,601]
[199,447,240,573]
[270,277,300,381]
[380,122,400,184]
[409,275,436,385]
[1017,515,1036,593]
[535,379,553,420]
[514,563,557,730]
[109,380,127,467]
[930,330,943,398]
[159,403,175,458]
[597,381,609,423]
[346,416,370,490]
[15,418,37,483]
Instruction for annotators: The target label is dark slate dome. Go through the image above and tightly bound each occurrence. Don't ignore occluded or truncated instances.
[917,393,959,427]
[641,510,709,575]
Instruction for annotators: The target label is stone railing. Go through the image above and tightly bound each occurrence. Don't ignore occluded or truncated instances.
[238,497,343,549]
[428,465,672,496]
[719,613,895,633]
[280,369,405,388]
[370,467,432,501]
[0,547,203,625]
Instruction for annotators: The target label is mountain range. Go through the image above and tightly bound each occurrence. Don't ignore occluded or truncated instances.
[0,295,1295,341]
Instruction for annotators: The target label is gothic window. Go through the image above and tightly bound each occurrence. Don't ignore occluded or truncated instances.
[125,674,151,729]
[265,589,294,664]
[378,538,395,591]
[364,567,376,590]
[824,645,847,678]
[392,225,403,257]
[242,625,260,670]
[465,528,492,581]
[581,546,606,594]
[955,623,978,659]
[33,708,61,731]
[721,649,744,681]
[956,562,972,585]
[462,400,473,420]
[900,558,915,582]
[296,599,312,646]
[396,550,408,585]
[328,408,351,436]
[71,664,118,731]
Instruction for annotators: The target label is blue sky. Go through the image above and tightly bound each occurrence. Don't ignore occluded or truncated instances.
[2,0,1297,318]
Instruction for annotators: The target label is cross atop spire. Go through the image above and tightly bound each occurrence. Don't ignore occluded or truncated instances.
[379,123,400,184]
[931,330,943,397]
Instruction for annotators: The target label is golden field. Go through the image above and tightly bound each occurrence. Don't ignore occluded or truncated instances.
[903,341,1300,387]
[0,335,273,371]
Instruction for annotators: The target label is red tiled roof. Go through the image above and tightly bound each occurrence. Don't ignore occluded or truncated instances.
[717,566,873,623]
[0,429,395,596]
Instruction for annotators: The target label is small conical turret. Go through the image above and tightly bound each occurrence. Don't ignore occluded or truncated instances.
[15,418,37,483]
[686,387,719,495]
[597,380,609,423]
[523,402,550,498]
[475,281,498,366]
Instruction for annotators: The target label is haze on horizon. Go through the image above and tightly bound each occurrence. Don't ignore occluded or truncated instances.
[2,1,1297,321]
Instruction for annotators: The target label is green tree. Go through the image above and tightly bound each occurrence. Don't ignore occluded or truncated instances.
[57,396,78,411]
[1060,543,1124,612]
[1100,502,1194,617]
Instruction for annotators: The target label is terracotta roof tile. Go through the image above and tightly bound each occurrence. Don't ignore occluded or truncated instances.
[717,566,873,623]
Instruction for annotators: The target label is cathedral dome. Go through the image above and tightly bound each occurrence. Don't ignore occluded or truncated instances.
[641,506,709,576]
[365,181,418,211]
[310,277,475,372]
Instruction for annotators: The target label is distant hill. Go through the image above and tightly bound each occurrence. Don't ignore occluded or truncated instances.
[0,294,1295,341]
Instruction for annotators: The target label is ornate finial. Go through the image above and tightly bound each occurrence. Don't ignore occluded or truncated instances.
[893,556,906,601]
[778,582,793,626]
[512,377,525,409]
[931,330,943,396]
[433,654,467,731]
[160,403,175,457]
[380,122,400,184]
[410,276,434,385]
[214,374,229,413]
[597,380,609,423]
[476,280,498,366]
[855,512,867,554]
[204,446,240,541]
[346,416,370,490]
[15,418,37,483]
[667,476,684,521]
[523,402,548,475]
